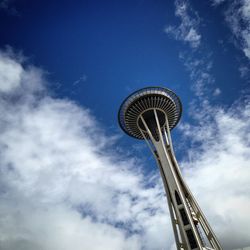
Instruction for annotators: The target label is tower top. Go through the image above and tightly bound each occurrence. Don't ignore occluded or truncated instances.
[118,86,182,140]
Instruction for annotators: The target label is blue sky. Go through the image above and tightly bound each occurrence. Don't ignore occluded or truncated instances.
[0,0,248,128]
[0,0,250,250]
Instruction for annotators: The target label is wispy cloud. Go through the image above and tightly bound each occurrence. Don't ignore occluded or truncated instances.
[224,0,250,60]
[210,0,226,6]
[178,52,215,97]
[165,2,250,249]
[73,74,87,86]
[165,0,220,98]
[210,0,250,82]
[165,0,201,48]
[213,87,221,96]
[0,0,18,16]
[239,65,250,79]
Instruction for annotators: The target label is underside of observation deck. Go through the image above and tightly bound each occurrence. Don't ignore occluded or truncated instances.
[118,87,182,139]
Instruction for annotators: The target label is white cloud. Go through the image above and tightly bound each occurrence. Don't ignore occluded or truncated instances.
[213,87,221,96]
[0,50,22,93]
[0,50,173,250]
[239,65,250,78]
[165,0,201,48]
[0,50,44,95]
[224,0,250,60]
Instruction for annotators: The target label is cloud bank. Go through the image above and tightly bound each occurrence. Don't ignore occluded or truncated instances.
[165,0,201,48]
[0,50,172,250]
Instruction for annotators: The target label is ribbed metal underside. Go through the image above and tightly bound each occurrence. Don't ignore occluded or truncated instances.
[118,87,182,139]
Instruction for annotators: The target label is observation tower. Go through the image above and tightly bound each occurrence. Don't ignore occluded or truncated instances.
[118,87,222,250]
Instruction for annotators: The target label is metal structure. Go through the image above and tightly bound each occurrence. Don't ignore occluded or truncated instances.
[118,87,222,250]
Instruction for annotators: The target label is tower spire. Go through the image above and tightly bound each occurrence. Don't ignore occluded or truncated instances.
[118,87,222,250]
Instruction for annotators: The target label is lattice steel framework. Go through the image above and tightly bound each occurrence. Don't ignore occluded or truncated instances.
[118,87,222,250]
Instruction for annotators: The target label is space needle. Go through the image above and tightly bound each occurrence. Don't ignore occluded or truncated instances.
[118,87,222,250]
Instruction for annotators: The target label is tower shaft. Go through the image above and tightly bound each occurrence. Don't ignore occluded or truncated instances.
[138,109,222,250]
[118,87,222,250]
